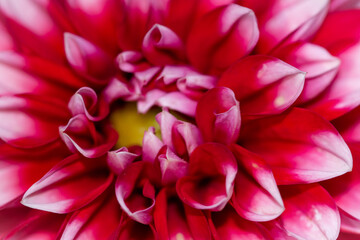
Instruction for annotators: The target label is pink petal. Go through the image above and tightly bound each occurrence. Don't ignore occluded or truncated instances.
[339,209,360,235]
[0,0,68,62]
[115,162,155,224]
[239,0,329,53]
[154,188,211,240]
[173,121,203,157]
[218,55,305,116]
[60,189,122,240]
[64,32,115,81]
[22,154,113,213]
[230,144,284,222]
[176,71,217,100]
[142,24,185,65]
[0,20,15,51]
[273,184,340,240]
[157,147,188,185]
[330,0,360,11]
[240,108,353,184]
[59,114,118,158]
[196,87,241,145]
[107,147,139,175]
[142,127,164,163]
[117,216,157,240]
[102,77,132,103]
[176,143,237,211]
[117,51,151,73]
[156,109,178,149]
[187,4,259,74]
[0,204,66,240]
[157,92,197,117]
[65,0,119,52]
[68,87,109,121]
[308,10,360,120]
[137,89,167,114]
[273,42,340,104]
[211,205,271,240]
[0,94,69,148]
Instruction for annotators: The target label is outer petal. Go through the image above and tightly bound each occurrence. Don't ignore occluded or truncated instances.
[0,94,69,148]
[240,108,353,184]
[187,4,259,74]
[176,143,237,211]
[309,10,360,120]
[115,162,156,224]
[196,87,241,145]
[230,144,284,222]
[59,114,118,158]
[157,147,188,185]
[239,0,329,53]
[154,188,211,240]
[218,55,305,116]
[333,106,360,148]
[117,217,157,240]
[273,42,340,104]
[210,205,271,240]
[272,184,340,240]
[60,189,122,240]
[21,154,113,214]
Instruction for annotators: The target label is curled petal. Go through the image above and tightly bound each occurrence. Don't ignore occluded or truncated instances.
[158,147,188,185]
[196,87,241,144]
[177,71,217,100]
[60,189,122,240]
[274,184,340,240]
[157,92,197,117]
[0,94,69,148]
[173,121,203,157]
[230,144,284,222]
[142,24,185,65]
[273,42,340,104]
[156,109,178,149]
[115,162,155,224]
[107,147,139,175]
[176,143,237,211]
[211,205,271,240]
[154,188,211,240]
[22,154,113,214]
[59,114,118,158]
[240,108,353,184]
[117,51,151,73]
[218,55,305,116]
[68,87,109,121]
[138,89,167,114]
[142,127,164,163]
[187,4,259,74]
[102,77,132,103]
[64,32,115,81]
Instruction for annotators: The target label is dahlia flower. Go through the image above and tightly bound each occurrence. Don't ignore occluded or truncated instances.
[0,0,359,239]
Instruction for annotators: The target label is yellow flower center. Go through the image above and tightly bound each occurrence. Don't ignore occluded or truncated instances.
[110,103,161,147]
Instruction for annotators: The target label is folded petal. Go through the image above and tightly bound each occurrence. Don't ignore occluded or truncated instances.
[240,108,353,184]
[157,147,188,185]
[0,94,69,148]
[68,87,109,121]
[142,24,185,65]
[239,0,329,53]
[176,143,237,211]
[142,127,164,163]
[60,189,122,240]
[107,147,139,175]
[172,121,203,157]
[154,188,211,240]
[115,162,156,224]
[274,184,340,240]
[273,42,340,104]
[230,144,284,222]
[218,55,305,116]
[211,205,271,240]
[187,4,259,74]
[21,154,113,213]
[59,114,118,158]
[196,87,241,144]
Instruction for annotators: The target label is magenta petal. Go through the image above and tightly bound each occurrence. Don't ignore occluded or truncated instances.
[211,205,271,240]
[21,154,113,214]
[196,87,241,145]
[240,108,353,184]
[68,87,109,121]
[60,190,121,240]
[115,162,155,224]
[59,114,118,158]
[156,109,178,149]
[176,143,237,211]
[275,184,340,240]
[142,24,185,65]
[273,42,340,104]
[142,127,164,163]
[230,144,284,222]
[218,55,305,116]
[117,216,157,240]
[173,121,203,156]
[339,209,360,235]
[187,4,259,74]
[0,20,15,51]
[107,147,139,175]
[333,106,360,147]
[64,32,115,80]
[0,94,69,148]
[157,92,197,117]
[154,188,211,240]
[158,147,188,185]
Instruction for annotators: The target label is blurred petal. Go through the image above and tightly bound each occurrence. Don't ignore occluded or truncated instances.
[240,108,353,184]
[117,217,157,240]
